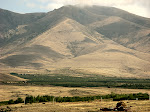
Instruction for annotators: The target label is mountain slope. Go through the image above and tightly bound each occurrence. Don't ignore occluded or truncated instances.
[0,8,46,32]
[0,18,104,68]
[1,18,150,78]
[85,6,150,28]
[0,5,107,49]
[85,7,150,53]
[0,6,150,78]
[0,73,26,82]
[1,6,150,53]
[90,17,150,53]
[0,8,46,46]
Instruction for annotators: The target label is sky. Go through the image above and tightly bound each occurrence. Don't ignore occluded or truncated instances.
[0,0,150,18]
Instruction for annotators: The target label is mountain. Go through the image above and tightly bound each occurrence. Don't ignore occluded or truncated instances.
[85,6,150,53]
[0,5,150,78]
[0,73,26,82]
[0,8,46,46]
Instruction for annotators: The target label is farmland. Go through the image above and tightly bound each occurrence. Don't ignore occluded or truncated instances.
[8,73,150,89]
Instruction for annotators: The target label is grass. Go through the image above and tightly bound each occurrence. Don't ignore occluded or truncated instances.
[1,100,150,112]
[1,72,150,112]
[0,92,149,107]
[1,84,150,102]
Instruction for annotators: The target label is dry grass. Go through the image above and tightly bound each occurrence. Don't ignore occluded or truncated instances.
[0,73,26,82]
[88,16,121,28]
[1,100,150,112]
[0,85,150,102]
[1,18,150,78]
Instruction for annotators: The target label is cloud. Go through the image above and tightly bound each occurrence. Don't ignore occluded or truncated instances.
[117,4,148,17]
[44,3,63,10]
[37,0,50,3]
[26,3,37,8]
[25,0,150,17]
[48,3,63,10]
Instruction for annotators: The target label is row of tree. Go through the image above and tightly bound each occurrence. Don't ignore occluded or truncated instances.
[25,93,149,104]
[8,98,24,104]
[0,93,149,106]
[25,95,97,104]
[0,98,24,106]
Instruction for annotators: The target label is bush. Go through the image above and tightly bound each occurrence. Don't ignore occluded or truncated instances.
[8,99,14,104]
[15,97,24,104]
[25,96,35,104]
[10,73,18,75]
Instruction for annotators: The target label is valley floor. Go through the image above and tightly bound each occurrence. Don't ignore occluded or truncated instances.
[0,85,150,101]
[1,85,150,111]
[0,100,150,112]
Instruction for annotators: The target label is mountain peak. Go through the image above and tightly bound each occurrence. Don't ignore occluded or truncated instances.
[0,6,150,78]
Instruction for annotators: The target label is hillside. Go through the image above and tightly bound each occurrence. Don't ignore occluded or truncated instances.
[0,73,26,82]
[0,8,46,46]
[85,6,150,28]
[88,16,150,53]
[0,5,150,78]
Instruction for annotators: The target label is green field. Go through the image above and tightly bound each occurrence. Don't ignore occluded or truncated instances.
[8,73,150,89]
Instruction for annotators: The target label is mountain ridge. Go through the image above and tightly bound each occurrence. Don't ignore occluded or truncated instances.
[0,5,150,78]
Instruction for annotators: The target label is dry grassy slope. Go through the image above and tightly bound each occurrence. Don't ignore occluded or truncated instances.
[88,16,122,28]
[0,18,150,78]
[0,5,106,55]
[31,18,150,78]
[0,8,46,49]
[88,16,150,53]
[85,5,150,28]
[1,6,150,55]
[53,42,150,78]
[0,73,26,82]
[28,18,104,56]
[27,18,150,78]
[114,29,150,53]
[0,18,104,68]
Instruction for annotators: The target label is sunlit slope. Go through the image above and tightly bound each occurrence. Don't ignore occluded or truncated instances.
[0,18,104,68]
[53,38,150,78]
[0,6,150,78]
[2,18,149,77]
[87,13,150,53]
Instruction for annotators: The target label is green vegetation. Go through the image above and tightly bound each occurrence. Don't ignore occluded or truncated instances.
[25,93,149,104]
[0,98,24,106]
[0,93,149,106]
[0,101,9,106]
[10,73,150,89]
[31,93,149,102]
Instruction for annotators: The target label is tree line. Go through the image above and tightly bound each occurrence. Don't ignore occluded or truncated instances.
[1,93,149,106]
[0,98,24,106]
[24,93,149,103]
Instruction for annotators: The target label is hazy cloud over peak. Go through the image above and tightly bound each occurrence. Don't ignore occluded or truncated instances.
[0,0,150,18]
[36,0,150,17]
